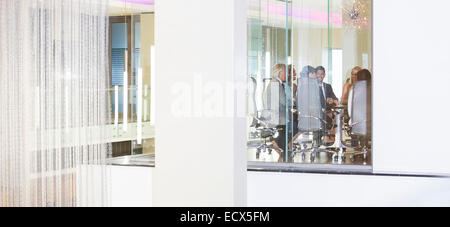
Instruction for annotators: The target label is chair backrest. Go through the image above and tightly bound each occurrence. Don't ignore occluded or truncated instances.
[248,77,259,128]
[263,78,273,94]
[297,77,323,131]
[350,80,371,136]
[260,79,281,128]
[248,77,257,117]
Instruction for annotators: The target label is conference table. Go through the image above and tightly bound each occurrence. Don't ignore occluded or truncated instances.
[326,104,348,163]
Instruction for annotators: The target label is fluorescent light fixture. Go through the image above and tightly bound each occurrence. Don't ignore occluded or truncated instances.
[265,51,271,78]
[115,0,154,5]
[143,100,148,122]
[144,85,148,122]
[65,85,70,128]
[331,49,343,100]
[114,85,119,127]
[137,68,143,145]
[150,45,156,125]
[123,71,128,132]
[259,1,343,25]
[362,53,369,69]
[35,86,40,128]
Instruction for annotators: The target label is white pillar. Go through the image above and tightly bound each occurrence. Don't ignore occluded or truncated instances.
[153,0,247,206]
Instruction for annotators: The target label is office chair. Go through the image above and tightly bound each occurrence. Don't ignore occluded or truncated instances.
[249,78,281,160]
[248,76,259,129]
[347,80,371,163]
[292,77,327,162]
[253,113,279,159]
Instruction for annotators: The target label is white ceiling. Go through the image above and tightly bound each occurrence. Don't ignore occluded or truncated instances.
[107,0,371,29]
[109,0,154,16]
[248,0,371,29]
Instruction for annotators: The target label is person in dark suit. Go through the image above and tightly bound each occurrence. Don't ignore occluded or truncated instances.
[316,66,338,143]
[316,66,338,108]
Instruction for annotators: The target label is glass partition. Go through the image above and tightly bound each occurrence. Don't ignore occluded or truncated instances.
[248,0,372,169]
[248,0,291,163]
[108,1,155,164]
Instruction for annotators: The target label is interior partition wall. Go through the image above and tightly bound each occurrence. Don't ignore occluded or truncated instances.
[154,0,247,206]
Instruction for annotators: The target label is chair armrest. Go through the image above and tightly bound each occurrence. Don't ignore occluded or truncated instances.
[298,115,328,124]
[349,120,371,127]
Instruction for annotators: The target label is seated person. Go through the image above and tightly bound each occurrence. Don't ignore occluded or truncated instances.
[316,66,339,143]
[357,69,372,82]
[348,68,372,121]
[341,66,362,126]
[316,66,338,107]
[347,69,372,148]
[288,64,298,99]
[341,66,362,105]
[289,65,324,150]
[288,64,298,136]
[264,63,289,162]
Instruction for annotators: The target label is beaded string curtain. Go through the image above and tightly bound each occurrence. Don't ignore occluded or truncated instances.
[0,0,111,207]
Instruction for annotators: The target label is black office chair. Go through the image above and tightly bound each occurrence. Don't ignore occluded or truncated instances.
[292,77,327,162]
[348,80,371,163]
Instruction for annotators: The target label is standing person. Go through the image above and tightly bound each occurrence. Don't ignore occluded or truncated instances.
[341,66,362,105]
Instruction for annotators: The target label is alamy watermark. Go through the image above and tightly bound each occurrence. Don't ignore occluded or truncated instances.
[170,74,247,119]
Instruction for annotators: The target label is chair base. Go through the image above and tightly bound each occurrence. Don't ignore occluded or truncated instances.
[292,145,329,163]
[255,139,276,160]
[346,146,369,165]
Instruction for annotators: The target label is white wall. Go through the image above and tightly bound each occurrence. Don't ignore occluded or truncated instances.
[248,171,450,207]
[109,168,450,207]
[373,0,450,175]
[153,0,247,206]
[108,166,153,207]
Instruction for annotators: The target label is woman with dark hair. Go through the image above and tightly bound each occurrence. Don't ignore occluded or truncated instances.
[299,65,317,78]
[356,69,372,82]
[348,69,372,116]
[348,68,372,149]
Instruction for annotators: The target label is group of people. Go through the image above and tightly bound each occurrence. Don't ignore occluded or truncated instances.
[266,63,372,161]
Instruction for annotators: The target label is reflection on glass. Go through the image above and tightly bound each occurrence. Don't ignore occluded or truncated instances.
[108,1,155,159]
[247,0,372,167]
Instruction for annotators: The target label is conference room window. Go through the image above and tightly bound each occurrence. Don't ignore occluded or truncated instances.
[247,0,372,170]
[107,3,155,165]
